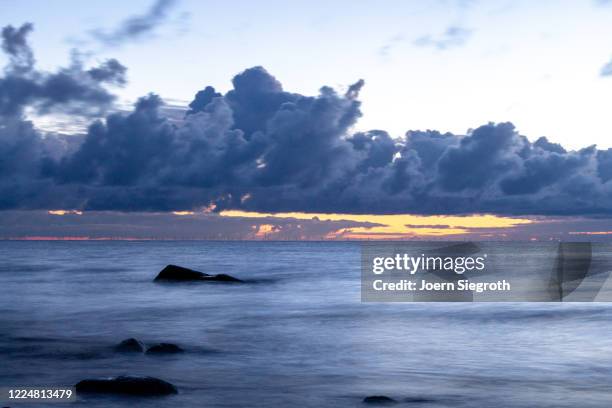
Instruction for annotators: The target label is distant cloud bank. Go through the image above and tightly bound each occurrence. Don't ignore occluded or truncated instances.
[2,23,612,217]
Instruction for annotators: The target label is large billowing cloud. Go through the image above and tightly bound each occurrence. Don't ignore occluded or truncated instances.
[2,23,612,216]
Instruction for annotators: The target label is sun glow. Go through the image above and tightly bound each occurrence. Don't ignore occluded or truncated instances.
[48,210,83,216]
[172,211,195,216]
[220,210,533,239]
[254,224,278,238]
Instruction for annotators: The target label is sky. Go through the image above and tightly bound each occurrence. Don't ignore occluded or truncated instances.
[2,0,612,148]
[2,0,612,240]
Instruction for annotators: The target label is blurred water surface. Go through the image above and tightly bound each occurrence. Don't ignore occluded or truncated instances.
[1,241,612,407]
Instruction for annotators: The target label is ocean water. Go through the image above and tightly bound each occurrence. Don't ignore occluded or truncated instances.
[1,241,612,407]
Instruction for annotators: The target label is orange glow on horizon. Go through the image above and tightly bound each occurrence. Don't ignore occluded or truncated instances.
[172,211,195,216]
[254,224,277,238]
[220,210,533,239]
[48,210,83,216]
[10,236,154,241]
[569,231,612,235]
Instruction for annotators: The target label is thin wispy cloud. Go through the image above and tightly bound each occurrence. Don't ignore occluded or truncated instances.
[414,25,472,50]
[378,34,404,57]
[91,0,179,47]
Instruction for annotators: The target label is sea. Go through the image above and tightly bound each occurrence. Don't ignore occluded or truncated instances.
[1,241,612,407]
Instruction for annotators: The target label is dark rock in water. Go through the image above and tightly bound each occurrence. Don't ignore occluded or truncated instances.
[154,265,204,281]
[75,376,177,396]
[114,338,145,353]
[210,273,243,282]
[154,264,243,283]
[363,395,397,404]
[146,343,184,354]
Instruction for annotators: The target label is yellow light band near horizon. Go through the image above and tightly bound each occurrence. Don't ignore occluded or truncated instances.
[220,210,533,238]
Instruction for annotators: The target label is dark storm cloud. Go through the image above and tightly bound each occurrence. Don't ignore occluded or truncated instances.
[0,22,125,206]
[2,23,612,216]
[436,122,525,192]
[92,0,179,46]
[185,86,221,116]
[0,23,125,118]
[2,22,35,72]
[87,59,127,85]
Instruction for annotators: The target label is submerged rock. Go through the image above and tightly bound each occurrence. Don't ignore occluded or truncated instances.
[75,376,177,396]
[153,264,243,283]
[208,273,244,282]
[146,343,184,354]
[114,338,145,353]
[363,395,397,404]
[404,396,435,403]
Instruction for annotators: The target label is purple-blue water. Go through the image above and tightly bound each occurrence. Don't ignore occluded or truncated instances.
[1,241,612,407]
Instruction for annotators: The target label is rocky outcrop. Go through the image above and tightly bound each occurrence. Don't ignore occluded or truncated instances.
[75,376,177,396]
[114,338,145,353]
[153,265,243,283]
[146,343,184,354]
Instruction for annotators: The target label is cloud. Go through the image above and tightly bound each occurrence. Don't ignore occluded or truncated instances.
[600,56,612,76]
[414,26,472,50]
[405,224,452,229]
[2,24,612,217]
[87,59,128,85]
[378,34,404,57]
[0,23,126,118]
[0,23,126,207]
[0,210,379,240]
[1,22,35,73]
[185,86,221,116]
[92,0,179,46]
